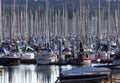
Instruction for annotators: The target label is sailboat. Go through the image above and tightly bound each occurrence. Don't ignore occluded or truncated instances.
[69,1,91,65]
[0,42,20,66]
[35,0,58,65]
[69,41,91,65]
[0,0,21,66]
[19,41,36,64]
[0,0,2,41]
[93,0,112,63]
[35,47,57,65]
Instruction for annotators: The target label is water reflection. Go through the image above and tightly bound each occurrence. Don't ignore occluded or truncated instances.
[36,65,58,83]
[0,65,74,83]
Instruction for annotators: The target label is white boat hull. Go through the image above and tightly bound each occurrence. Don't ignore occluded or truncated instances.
[20,52,35,60]
[70,58,91,65]
[82,58,91,65]
[35,50,57,65]
[36,58,55,65]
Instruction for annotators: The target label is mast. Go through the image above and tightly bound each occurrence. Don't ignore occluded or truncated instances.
[95,0,101,52]
[55,10,58,37]
[45,0,49,42]
[38,7,42,39]
[25,0,28,39]
[20,10,24,39]
[105,0,111,60]
[17,6,20,38]
[118,6,120,36]
[79,0,83,40]
[115,8,118,39]
[62,4,65,37]
[98,0,101,39]
[12,0,16,39]
[35,9,39,36]
[0,0,2,40]
[72,4,76,37]
[29,10,33,37]
[114,6,119,45]
[107,0,110,47]
[65,5,68,37]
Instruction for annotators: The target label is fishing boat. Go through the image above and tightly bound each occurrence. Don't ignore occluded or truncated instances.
[69,42,91,65]
[55,66,111,83]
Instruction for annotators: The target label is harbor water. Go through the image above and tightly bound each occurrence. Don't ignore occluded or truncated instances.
[0,64,77,83]
[0,64,120,83]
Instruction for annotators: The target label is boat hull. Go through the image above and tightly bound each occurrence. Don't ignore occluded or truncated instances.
[0,57,20,66]
[57,74,107,83]
[35,50,57,65]
[69,58,91,65]
[36,58,55,65]
[20,52,36,64]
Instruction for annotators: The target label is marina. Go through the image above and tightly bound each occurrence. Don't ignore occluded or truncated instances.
[0,0,119,83]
